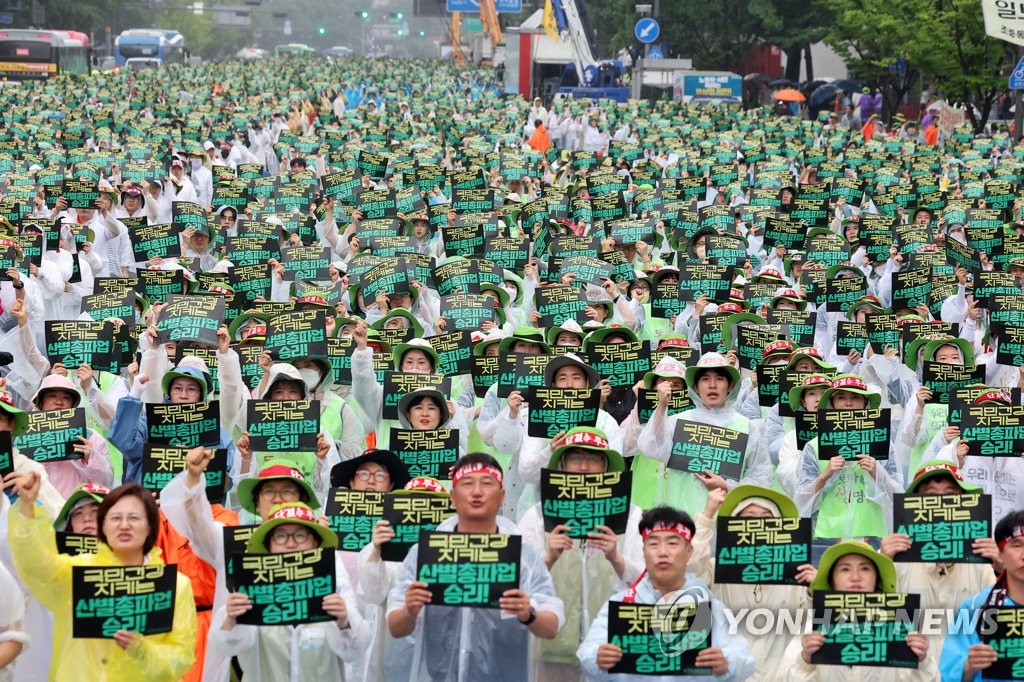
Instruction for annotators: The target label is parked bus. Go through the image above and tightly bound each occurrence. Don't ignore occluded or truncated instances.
[114,29,185,67]
[0,29,89,81]
[323,46,353,59]
[274,43,316,57]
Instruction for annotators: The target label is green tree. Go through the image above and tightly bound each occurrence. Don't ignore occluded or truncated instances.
[748,0,832,81]
[820,0,1004,131]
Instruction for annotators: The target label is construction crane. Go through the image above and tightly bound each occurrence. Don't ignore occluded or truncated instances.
[550,0,628,102]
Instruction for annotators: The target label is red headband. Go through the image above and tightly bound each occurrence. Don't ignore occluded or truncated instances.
[997,525,1024,551]
[268,503,317,523]
[452,461,504,487]
[242,324,267,340]
[640,521,694,543]
[561,430,610,450]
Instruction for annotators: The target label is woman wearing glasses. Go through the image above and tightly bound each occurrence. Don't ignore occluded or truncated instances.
[8,476,197,681]
[210,502,369,681]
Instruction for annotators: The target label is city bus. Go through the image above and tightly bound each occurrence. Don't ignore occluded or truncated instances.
[0,29,89,81]
[274,43,316,57]
[114,29,185,67]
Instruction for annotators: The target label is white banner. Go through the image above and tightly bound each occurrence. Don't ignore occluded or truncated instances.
[982,0,1024,47]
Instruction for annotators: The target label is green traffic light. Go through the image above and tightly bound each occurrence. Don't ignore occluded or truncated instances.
[360,10,369,19]
[418,30,426,37]
[395,11,403,19]
[318,26,326,34]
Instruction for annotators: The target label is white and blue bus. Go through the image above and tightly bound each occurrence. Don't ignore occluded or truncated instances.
[113,28,185,67]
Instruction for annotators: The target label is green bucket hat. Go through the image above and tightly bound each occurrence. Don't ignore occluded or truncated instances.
[719,312,767,352]
[548,426,625,472]
[498,326,551,354]
[582,324,639,348]
[907,459,980,493]
[544,353,600,387]
[372,308,425,339]
[787,373,834,412]
[480,282,511,310]
[905,335,974,372]
[844,295,886,320]
[719,484,798,518]
[236,459,320,515]
[160,362,212,402]
[818,374,882,410]
[54,482,109,532]
[245,502,338,553]
[811,540,897,593]
[228,310,269,344]
[0,389,29,436]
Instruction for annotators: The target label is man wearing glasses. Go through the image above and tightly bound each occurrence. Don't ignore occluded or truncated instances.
[159,450,320,682]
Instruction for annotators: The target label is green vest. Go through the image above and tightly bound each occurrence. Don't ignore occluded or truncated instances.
[811,439,887,539]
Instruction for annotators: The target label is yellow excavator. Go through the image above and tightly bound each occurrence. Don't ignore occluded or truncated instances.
[449,0,503,66]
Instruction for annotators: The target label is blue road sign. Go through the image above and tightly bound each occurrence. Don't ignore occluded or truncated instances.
[648,44,663,59]
[635,17,660,44]
[1011,56,1024,90]
[447,0,523,12]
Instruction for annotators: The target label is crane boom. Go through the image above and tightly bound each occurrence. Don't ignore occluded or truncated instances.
[550,0,629,101]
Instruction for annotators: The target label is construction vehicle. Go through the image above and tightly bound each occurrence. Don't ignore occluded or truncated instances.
[549,0,628,102]
[449,0,503,67]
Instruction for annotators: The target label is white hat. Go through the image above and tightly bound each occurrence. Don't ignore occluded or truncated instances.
[203,141,216,151]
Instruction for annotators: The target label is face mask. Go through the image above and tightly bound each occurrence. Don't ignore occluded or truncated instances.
[298,368,321,392]
[191,158,202,171]
[695,245,707,259]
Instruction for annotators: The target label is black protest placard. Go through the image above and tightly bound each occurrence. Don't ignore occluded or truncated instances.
[428,330,475,376]
[540,470,631,537]
[57,532,100,556]
[535,284,589,327]
[767,309,816,347]
[922,362,985,404]
[323,489,384,552]
[432,257,480,296]
[226,236,280,268]
[991,292,1024,331]
[472,353,500,398]
[440,293,500,331]
[171,200,207,232]
[811,592,921,669]
[82,289,135,326]
[265,308,328,361]
[141,444,227,504]
[866,313,901,354]
[960,404,1024,457]
[817,408,891,460]
[416,532,520,608]
[892,492,991,563]
[680,264,735,303]
[715,516,812,585]
[698,313,730,352]
[667,421,748,481]
[980,607,1024,679]
[763,216,807,250]
[636,387,692,423]
[890,268,932,312]
[705,234,748,267]
[130,223,181,262]
[557,255,614,288]
[451,187,498,215]
[0,431,11,480]
[15,407,86,463]
[357,150,388,179]
[585,341,651,389]
[608,600,712,676]
[44,320,122,373]
[221,525,260,587]
[154,295,225,347]
[231,548,336,626]
[824,273,868,313]
[72,565,177,638]
[973,270,1019,308]
[61,179,99,209]
[361,258,411,301]
[381,496,457,563]
[146,402,220,448]
[247,400,320,452]
[229,263,273,305]
[651,281,685,319]
[997,326,1024,366]
[948,386,1023,428]
[527,388,600,438]
[836,320,868,356]
[735,324,786,371]
[900,322,959,358]
[484,236,529,272]
[280,245,331,281]
[381,373,450,421]
[390,428,460,479]
[137,268,189,304]
[756,363,786,407]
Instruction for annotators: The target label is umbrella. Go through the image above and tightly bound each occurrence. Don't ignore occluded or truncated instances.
[769,78,798,88]
[808,83,841,109]
[773,88,806,102]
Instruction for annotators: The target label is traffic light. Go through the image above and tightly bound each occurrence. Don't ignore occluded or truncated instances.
[395,11,403,19]
[418,30,426,37]
[355,10,369,19]
[317,26,326,34]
